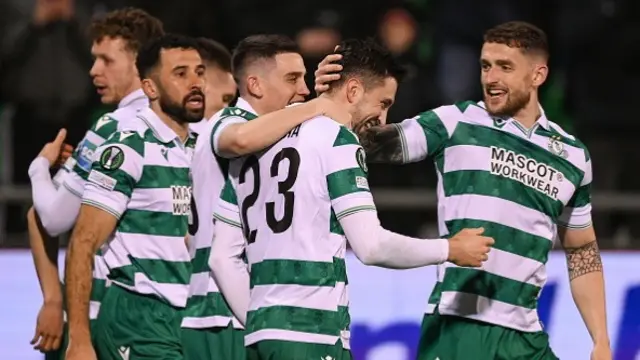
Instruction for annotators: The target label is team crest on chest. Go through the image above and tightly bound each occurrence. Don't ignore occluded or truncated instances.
[547,135,568,158]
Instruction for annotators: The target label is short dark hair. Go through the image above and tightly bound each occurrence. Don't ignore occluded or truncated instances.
[483,21,549,60]
[196,38,232,72]
[231,34,300,82]
[89,7,164,53]
[327,38,406,92]
[136,33,201,79]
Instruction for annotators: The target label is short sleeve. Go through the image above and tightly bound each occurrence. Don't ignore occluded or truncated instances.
[558,151,593,229]
[396,104,462,162]
[82,131,145,219]
[66,114,119,179]
[214,177,241,228]
[323,126,376,220]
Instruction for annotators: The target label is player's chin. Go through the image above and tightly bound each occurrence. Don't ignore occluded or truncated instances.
[184,109,204,123]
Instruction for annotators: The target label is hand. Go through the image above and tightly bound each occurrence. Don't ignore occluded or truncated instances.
[447,227,494,267]
[38,129,69,167]
[33,0,75,26]
[31,300,64,352]
[314,52,343,95]
[56,143,74,167]
[66,340,97,360]
[591,342,612,360]
[313,97,352,127]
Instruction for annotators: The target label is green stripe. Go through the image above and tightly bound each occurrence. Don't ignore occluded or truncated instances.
[446,219,552,264]
[137,165,190,189]
[443,170,563,219]
[247,305,350,337]
[440,267,541,309]
[119,209,188,237]
[92,117,118,139]
[332,126,359,147]
[415,110,450,156]
[90,279,108,302]
[183,292,234,318]
[250,257,347,289]
[103,131,145,156]
[567,184,591,208]
[327,168,368,200]
[427,281,442,305]
[220,179,238,205]
[450,122,583,185]
[109,257,191,287]
[191,247,210,273]
[329,209,344,235]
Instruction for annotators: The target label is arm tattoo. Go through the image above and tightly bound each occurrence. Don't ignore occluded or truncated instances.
[565,240,603,281]
[358,124,404,164]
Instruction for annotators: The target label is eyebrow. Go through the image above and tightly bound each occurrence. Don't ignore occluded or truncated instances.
[285,71,305,77]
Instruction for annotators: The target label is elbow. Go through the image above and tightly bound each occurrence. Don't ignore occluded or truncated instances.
[208,252,227,277]
[353,242,383,266]
[34,207,65,237]
[228,134,252,156]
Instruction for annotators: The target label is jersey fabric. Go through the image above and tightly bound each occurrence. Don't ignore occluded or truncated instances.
[214,104,375,350]
[83,106,195,307]
[395,101,592,332]
[182,109,243,330]
[58,89,148,320]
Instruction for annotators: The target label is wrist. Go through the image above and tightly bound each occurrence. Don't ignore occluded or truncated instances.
[43,296,63,306]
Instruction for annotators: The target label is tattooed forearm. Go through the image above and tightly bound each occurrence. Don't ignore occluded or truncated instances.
[357,124,404,164]
[565,240,603,281]
[64,225,97,341]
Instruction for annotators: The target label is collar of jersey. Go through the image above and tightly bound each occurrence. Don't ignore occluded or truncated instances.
[476,101,550,131]
[136,107,195,144]
[235,97,259,116]
[118,88,148,109]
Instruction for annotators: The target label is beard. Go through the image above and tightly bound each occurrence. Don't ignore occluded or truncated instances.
[350,105,381,137]
[484,88,530,119]
[158,86,205,124]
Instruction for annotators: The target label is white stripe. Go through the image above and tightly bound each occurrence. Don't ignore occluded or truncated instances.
[181,315,243,329]
[433,105,463,137]
[249,282,348,312]
[143,142,192,167]
[128,188,183,213]
[254,233,346,263]
[85,130,107,145]
[245,329,346,348]
[89,301,101,320]
[187,271,219,296]
[325,144,361,174]
[443,145,490,173]
[438,291,542,332]
[444,194,555,240]
[331,192,375,217]
[114,233,190,263]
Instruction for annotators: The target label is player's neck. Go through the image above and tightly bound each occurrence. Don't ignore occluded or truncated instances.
[512,95,542,129]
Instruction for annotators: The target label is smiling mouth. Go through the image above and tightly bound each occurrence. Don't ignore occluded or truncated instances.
[486,88,507,99]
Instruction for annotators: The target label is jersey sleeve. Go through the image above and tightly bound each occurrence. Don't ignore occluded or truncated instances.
[82,131,144,219]
[65,114,119,181]
[323,126,376,220]
[396,104,462,162]
[214,177,241,228]
[558,150,593,229]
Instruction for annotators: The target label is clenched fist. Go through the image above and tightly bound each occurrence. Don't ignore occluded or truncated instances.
[447,227,494,267]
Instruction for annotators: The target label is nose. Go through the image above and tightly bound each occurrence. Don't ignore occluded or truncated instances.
[89,60,101,77]
[378,110,388,125]
[483,67,501,84]
[298,80,310,97]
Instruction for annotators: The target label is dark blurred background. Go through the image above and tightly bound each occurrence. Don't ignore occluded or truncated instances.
[2,0,640,248]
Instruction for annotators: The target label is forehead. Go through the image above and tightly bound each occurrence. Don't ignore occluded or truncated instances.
[91,36,129,55]
[273,52,306,73]
[159,48,202,68]
[206,67,235,86]
[368,77,398,99]
[481,42,528,63]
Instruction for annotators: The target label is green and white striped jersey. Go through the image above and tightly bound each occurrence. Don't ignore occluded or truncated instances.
[214,107,374,348]
[181,107,242,330]
[396,101,592,332]
[83,107,195,307]
[56,89,148,320]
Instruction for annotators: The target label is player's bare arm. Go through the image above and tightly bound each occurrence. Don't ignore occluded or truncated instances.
[65,205,117,350]
[217,97,351,157]
[559,226,611,358]
[27,208,64,352]
[358,124,404,164]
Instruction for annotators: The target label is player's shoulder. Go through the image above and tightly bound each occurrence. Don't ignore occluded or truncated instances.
[101,120,148,156]
[413,100,478,123]
[218,106,257,122]
[303,115,359,148]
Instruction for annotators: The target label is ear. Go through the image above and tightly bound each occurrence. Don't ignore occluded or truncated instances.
[532,63,548,87]
[245,75,263,99]
[141,77,158,101]
[345,78,364,104]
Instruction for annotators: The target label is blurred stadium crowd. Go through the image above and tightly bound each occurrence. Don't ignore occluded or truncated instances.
[1,0,639,247]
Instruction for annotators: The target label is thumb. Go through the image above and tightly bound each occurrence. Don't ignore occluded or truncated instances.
[53,129,67,146]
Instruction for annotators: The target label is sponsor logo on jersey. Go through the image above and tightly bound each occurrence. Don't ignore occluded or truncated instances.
[490,146,562,199]
[171,185,192,215]
[99,146,125,170]
[88,170,117,191]
[75,139,97,172]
